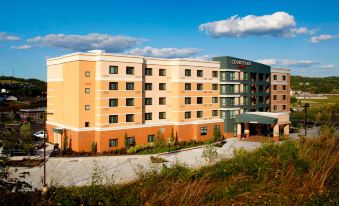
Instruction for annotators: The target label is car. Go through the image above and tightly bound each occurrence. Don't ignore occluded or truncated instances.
[33,130,46,139]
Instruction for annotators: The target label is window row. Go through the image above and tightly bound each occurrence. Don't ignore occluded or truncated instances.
[273,75,287,81]
[185,83,218,91]
[184,97,218,104]
[184,110,219,119]
[108,82,167,91]
[108,112,167,123]
[273,105,287,110]
[184,69,218,78]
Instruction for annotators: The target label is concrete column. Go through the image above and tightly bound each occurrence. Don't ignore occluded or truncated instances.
[245,123,250,138]
[273,124,279,142]
[284,124,290,136]
[237,123,242,139]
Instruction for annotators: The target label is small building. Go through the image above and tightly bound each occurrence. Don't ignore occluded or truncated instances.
[19,108,46,122]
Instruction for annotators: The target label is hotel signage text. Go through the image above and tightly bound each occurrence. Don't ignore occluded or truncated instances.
[231,60,252,66]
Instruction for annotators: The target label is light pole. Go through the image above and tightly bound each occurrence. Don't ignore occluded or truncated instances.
[43,110,53,188]
[302,103,310,137]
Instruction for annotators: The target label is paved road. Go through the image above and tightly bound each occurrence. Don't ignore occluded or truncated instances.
[9,138,262,189]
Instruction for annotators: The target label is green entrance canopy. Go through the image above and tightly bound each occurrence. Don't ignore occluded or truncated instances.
[235,113,278,124]
[52,127,64,134]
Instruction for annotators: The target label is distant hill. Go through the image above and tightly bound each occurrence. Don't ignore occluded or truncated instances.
[0,76,46,97]
[290,76,339,94]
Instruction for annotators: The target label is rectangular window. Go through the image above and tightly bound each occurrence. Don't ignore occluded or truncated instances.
[126,137,135,147]
[145,83,152,90]
[197,83,203,90]
[283,105,286,110]
[229,72,235,80]
[244,72,249,81]
[244,84,249,93]
[282,85,286,90]
[85,105,90,110]
[126,66,134,75]
[159,83,166,90]
[212,97,218,103]
[185,97,191,104]
[185,83,191,90]
[212,110,218,117]
[230,85,235,93]
[109,99,118,107]
[145,113,152,120]
[159,69,166,76]
[145,98,152,105]
[244,96,249,105]
[159,112,166,119]
[126,82,134,90]
[274,85,277,90]
[145,68,152,76]
[200,127,207,136]
[109,82,118,90]
[197,111,203,118]
[85,88,90,94]
[197,97,203,104]
[126,98,134,106]
[85,71,90,77]
[229,110,235,118]
[85,122,90,127]
[221,72,226,81]
[220,111,226,119]
[109,139,118,147]
[159,97,166,105]
[273,75,277,80]
[283,95,286,100]
[109,66,118,74]
[185,69,191,77]
[197,70,203,77]
[212,84,218,90]
[185,111,191,119]
[126,114,134,122]
[283,75,286,81]
[230,98,235,106]
[148,135,155,143]
[273,95,277,100]
[274,105,277,111]
[221,85,226,93]
[212,71,218,78]
[109,115,118,123]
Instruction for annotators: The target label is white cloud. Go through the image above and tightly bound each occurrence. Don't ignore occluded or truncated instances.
[318,64,334,69]
[11,44,32,50]
[128,46,201,58]
[0,32,20,41]
[192,55,213,61]
[257,59,320,68]
[310,34,339,43]
[27,33,145,52]
[199,12,312,38]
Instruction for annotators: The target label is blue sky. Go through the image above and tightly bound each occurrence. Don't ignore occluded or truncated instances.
[0,0,338,80]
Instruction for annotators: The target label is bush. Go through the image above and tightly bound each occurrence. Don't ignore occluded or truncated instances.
[127,144,153,154]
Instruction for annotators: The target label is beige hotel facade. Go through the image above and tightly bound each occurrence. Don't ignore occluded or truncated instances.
[46,50,224,152]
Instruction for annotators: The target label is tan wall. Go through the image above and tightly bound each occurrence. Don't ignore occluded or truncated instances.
[271,71,290,112]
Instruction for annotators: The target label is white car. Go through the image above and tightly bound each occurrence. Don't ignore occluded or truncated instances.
[34,130,46,139]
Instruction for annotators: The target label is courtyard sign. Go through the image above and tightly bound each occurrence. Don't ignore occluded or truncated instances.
[231,59,252,66]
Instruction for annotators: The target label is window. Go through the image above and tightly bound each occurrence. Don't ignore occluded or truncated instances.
[220,111,226,119]
[85,105,90,110]
[221,98,226,106]
[145,98,152,105]
[274,105,277,111]
[159,112,166,119]
[159,83,166,90]
[126,137,135,147]
[109,66,118,74]
[283,105,286,110]
[212,110,218,117]
[85,122,90,127]
[126,98,134,106]
[145,113,152,120]
[243,72,249,80]
[126,114,134,122]
[85,88,90,94]
[244,96,249,105]
[200,127,207,135]
[212,84,218,90]
[159,97,166,105]
[221,85,226,93]
[148,135,155,143]
[197,97,203,104]
[197,70,203,77]
[233,124,237,137]
[230,85,235,93]
[273,95,277,100]
[229,72,235,80]
[159,69,166,76]
[274,85,277,90]
[282,85,286,90]
[185,69,191,77]
[126,66,134,75]
[197,83,203,90]
[283,95,286,100]
[109,115,118,123]
[230,98,235,106]
[283,75,286,81]
[185,83,191,90]
[85,71,90,77]
[197,111,203,118]
[126,82,134,90]
[109,99,118,107]
[109,82,118,90]
[185,111,191,119]
[212,97,218,103]
[212,71,218,78]
[109,139,118,147]
[145,68,152,76]
[229,110,235,118]
[221,72,226,81]
[185,97,191,104]
[244,84,249,92]
[145,83,152,90]
[273,75,277,80]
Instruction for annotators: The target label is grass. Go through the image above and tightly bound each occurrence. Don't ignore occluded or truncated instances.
[293,95,339,109]
[2,127,338,206]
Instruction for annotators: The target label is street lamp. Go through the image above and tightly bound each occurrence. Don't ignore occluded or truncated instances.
[43,110,53,188]
[302,103,310,137]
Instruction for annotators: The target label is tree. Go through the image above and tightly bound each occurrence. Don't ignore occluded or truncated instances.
[290,96,297,105]
[175,132,179,146]
[124,133,128,148]
[169,128,175,146]
[8,110,15,123]
[213,126,220,142]
[63,133,68,152]
[154,130,166,148]
[91,142,97,153]
[20,123,32,142]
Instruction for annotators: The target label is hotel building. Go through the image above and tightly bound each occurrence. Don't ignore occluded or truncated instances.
[271,68,290,112]
[46,50,223,152]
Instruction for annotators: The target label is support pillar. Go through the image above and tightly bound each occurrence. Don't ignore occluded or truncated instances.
[244,123,250,138]
[283,124,290,136]
[237,123,242,139]
[273,124,279,142]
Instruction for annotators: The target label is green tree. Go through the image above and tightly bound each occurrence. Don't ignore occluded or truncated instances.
[169,128,175,146]
[20,123,32,142]
[290,96,297,105]
[154,130,166,148]
[91,142,97,153]
[124,133,128,148]
[63,133,68,152]
[213,126,220,142]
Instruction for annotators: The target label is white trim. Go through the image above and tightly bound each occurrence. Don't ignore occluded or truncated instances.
[220,82,241,85]
[170,79,219,83]
[221,69,240,72]
[271,81,288,85]
[219,95,241,98]
[219,108,241,111]
[96,77,142,81]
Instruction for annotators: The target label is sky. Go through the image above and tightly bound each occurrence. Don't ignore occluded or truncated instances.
[0,0,338,80]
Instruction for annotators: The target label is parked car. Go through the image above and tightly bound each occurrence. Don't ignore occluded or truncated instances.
[33,130,45,139]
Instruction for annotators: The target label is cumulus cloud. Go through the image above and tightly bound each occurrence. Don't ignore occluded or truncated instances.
[27,33,145,52]
[11,44,32,50]
[199,12,312,38]
[310,34,339,43]
[257,59,320,68]
[318,64,334,69]
[0,32,20,41]
[128,46,201,58]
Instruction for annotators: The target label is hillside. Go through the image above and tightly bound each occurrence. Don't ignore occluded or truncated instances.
[290,76,339,94]
[0,76,46,97]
